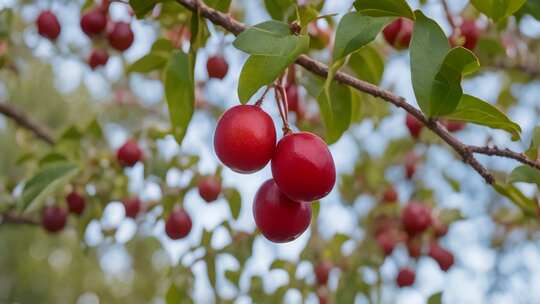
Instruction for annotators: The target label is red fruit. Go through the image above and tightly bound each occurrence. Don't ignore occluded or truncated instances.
[117,139,143,167]
[401,202,432,235]
[317,287,329,304]
[122,197,141,219]
[253,179,312,243]
[42,206,67,233]
[88,49,109,69]
[406,113,423,139]
[214,105,276,173]
[66,191,85,215]
[451,20,480,51]
[165,209,192,240]
[383,18,413,50]
[396,267,415,287]
[198,176,222,203]
[314,261,333,285]
[429,243,454,271]
[382,185,398,203]
[80,9,107,36]
[272,132,336,202]
[107,21,134,51]
[404,152,418,179]
[206,55,229,79]
[376,230,398,256]
[36,11,61,40]
[444,120,466,133]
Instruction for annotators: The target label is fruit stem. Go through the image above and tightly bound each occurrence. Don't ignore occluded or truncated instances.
[275,84,292,135]
[255,85,272,107]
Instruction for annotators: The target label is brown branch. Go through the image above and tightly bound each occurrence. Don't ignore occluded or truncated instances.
[441,0,456,29]
[469,146,540,170]
[170,0,540,185]
[174,0,496,183]
[0,102,55,145]
[1,212,39,226]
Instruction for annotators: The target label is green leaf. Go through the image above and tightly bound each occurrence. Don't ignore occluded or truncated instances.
[151,38,174,54]
[427,292,443,304]
[164,51,195,145]
[332,12,391,62]
[442,94,521,140]
[238,35,309,102]
[128,53,168,73]
[224,188,242,220]
[520,0,540,21]
[206,254,217,289]
[353,0,414,19]
[429,47,480,116]
[494,182,537,215]
[190,11,210,51]
[263,0,295,21]
[129,0,160,19]
[471,0,526,22]
[347,45,384,85]
[166,283,192,304]
[234,21,300,56]
[203,0,232,12]
[317,79,353,144]
[410,11,449,116]
[20,162,79,212]
[509,166,540,187]
[411,11,480,116]
[525,126,540,159]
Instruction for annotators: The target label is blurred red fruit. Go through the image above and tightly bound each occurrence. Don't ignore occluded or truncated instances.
[429,242,454,271]
[401,202,432,235]
[42,206,67,233]
[396,267,415,287]
[198,176,222,203]
[383,18,413,50]
[207,55,229,79]
[165,209,192,240]
[66,191,85,215]
[36,11,61,40]
[122,197,141,219]
[117,139,143,167]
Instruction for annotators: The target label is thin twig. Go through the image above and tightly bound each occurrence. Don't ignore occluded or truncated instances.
[469,146,540,170]
[1,212,39,226]
[441,0,456,29]
[255,85,272,106]
[0,102,55,145]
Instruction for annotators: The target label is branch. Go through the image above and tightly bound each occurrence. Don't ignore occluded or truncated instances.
[441,0,456,29]
[469,146,540,170]
[172,0,540,185]
[1,212,39,226]
[0,102,55,145]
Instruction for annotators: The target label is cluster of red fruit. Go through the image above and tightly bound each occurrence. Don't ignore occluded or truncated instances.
[214,104,336,243]
[36,1,135,70]
[42,138,225,240]
[383,17,481,51]
[374,193,455,288]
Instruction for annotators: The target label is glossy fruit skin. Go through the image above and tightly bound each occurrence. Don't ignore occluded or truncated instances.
[382,185,398,203]
[122,197,141,219]
[66,191,85,215]
[396,267,416,287]
[429,242,454,271]
[36,11,61,40]
[401,202,432,235]
[88,49,109,69]
[406,113,423,139]
[315,261,333,285]
[253,179,312,243]
[286,85,299,112]
[271,132,336,202]
[42,206,67,233]
[107,22,134,51]
[80,9,107,36]
[383,18,413,50]
[117,139,143,167]
[206,55,229,79]
[214,105,276,173]
[444,120,466,133]
[198,176,221,203]
[165,209,192,240]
